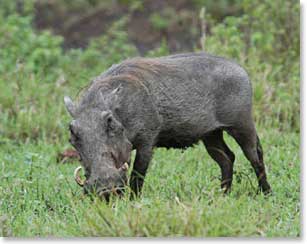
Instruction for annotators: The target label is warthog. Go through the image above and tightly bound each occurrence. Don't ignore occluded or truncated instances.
[64,52,271,198]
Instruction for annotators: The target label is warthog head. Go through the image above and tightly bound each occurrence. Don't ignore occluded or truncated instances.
[64,86,132,199]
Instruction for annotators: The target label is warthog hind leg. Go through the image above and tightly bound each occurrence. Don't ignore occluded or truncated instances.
[203,129,235,193]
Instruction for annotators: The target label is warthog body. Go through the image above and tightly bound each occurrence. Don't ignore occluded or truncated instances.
[65,52,271,197]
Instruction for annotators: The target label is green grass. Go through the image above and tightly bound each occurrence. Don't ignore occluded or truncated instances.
[0,127,300,237]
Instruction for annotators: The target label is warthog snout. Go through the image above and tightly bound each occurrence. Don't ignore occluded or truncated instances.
[74,163,129,199]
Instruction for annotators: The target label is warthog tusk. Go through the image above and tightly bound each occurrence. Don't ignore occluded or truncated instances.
[74,166,85,187]
[120,162,129,171]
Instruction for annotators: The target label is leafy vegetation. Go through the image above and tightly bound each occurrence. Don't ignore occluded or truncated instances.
[0,0,300,237]
[204,0,299,131]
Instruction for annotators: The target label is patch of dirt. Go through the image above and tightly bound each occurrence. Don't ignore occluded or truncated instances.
[34,0,202,54]
[57,149,80,164]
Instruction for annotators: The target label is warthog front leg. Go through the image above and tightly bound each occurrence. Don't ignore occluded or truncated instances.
[130,145,153,197]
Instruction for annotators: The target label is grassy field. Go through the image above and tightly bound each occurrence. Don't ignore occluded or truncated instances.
[0,127,300,237]
[0,0,300,238]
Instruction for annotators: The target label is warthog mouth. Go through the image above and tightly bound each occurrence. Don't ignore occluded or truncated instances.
[97,186,126,199]
[73,163,129,199]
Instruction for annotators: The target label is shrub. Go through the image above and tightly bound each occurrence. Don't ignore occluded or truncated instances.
[0,11,139,142]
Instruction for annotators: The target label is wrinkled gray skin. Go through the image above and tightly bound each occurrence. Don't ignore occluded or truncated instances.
[64,52,271,198]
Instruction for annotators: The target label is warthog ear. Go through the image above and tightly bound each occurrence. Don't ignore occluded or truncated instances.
[64,96,76,117]
[101,111,118,134]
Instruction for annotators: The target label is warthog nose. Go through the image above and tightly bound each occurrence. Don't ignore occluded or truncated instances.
[83,179,125,200]
[83,178,99,194]
[83,178,108,194]
[83,182,111,201]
